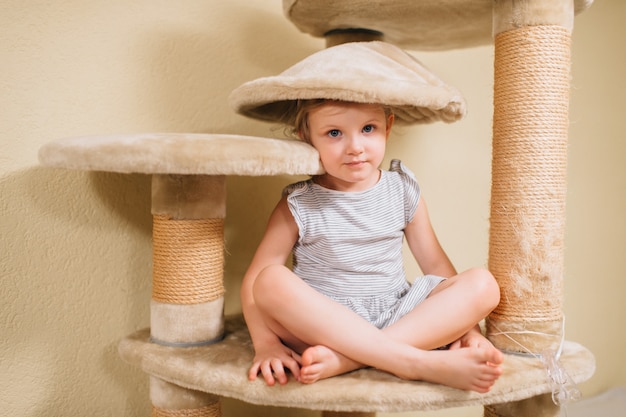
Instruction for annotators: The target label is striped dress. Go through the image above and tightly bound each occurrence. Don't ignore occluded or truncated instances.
[284,159,444,329]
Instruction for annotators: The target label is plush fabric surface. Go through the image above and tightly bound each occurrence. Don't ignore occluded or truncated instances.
[229,41,466,126]
[38,133,323,176]
[118,315,596,413]
[283,0,594,50]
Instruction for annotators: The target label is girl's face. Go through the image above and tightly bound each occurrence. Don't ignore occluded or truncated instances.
[306,101,393,192]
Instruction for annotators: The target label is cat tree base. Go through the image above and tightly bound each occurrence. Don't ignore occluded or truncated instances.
[119,315,595,414]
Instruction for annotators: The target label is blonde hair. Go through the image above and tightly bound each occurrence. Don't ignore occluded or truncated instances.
[281,99,393,144]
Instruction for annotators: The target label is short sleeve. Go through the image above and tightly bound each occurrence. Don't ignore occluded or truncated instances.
[389,159,421,224]
[282,180,308,197]
[282,180,310,239]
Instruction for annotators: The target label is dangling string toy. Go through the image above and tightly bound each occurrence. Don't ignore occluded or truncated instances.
[488,316,581,413]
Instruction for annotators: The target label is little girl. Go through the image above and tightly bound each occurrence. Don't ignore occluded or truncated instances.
[240,98,504,393]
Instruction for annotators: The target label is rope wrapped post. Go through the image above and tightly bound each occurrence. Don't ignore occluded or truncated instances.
[150,174,226,416]
[486,1,575,416]
[151,377,222,417]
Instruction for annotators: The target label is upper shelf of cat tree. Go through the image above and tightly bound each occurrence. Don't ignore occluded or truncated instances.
[119,315,596,413]
[283,0,594,50]
[38,133,322,176]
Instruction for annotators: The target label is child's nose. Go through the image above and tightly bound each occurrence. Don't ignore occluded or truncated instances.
[346,134,364,153]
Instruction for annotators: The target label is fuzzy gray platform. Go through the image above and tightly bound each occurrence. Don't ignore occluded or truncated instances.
[119,315,595,413]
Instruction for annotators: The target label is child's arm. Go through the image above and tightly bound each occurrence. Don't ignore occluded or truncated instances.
[406,196,495,348]
[404,197,457,278]
[240,195,301,385]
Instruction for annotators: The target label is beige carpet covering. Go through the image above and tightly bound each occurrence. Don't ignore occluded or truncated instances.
[283,0,594,50]
[229,41,466,126]
[119,315,595,413]
[38,133,323,176]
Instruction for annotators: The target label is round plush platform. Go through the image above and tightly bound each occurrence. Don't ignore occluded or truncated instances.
[119,315,595,413]
[229,41,466,125]
[38,133,323,176]
[283,0,594,50]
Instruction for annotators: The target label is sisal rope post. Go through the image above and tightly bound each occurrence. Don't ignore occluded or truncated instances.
[484,393,559,417]
[485,1,575,416]
[151,404,221,417]
[150,377,222,417]
[487,24,571,354]
[149,174,227,416]
[152,215,225,305]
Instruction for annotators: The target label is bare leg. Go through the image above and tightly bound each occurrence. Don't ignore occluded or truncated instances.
[253,265,503,392]
[300,267,502,383]
[384,267,500,349]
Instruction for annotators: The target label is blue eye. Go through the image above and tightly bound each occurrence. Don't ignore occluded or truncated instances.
[362,124,374,133]
[328,129,341,138]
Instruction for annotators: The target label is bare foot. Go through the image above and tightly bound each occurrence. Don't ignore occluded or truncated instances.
[449,326,501,357]
[399,346,504,393]
[300,331,503,392]
[300,345,363,383]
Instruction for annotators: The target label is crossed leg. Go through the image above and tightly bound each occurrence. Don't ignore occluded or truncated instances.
[252,265,503,392]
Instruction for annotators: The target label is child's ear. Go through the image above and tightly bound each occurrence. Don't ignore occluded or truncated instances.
[386,114,395,138]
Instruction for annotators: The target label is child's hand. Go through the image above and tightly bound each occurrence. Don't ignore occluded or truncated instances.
[249,344,302,386]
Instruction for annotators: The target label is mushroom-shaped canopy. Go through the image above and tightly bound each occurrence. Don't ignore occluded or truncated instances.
[229,41,466,126]
[282,0,594,50]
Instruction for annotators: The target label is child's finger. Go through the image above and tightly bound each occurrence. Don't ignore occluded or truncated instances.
[260,362,277,386]
[271,359,288,385]
[290,350,302,365]
[448,339,462,350]
[284,355,302,381]
[248,362,261,381]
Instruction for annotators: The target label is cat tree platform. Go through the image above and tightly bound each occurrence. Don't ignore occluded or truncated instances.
[38,133,322,176]
[119,314,594,413]
[283,0,593,49]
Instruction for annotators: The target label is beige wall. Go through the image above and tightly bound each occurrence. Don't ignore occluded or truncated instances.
[1,1,623,416]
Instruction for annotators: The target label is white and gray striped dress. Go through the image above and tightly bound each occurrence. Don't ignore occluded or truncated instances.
[285,159,445,329]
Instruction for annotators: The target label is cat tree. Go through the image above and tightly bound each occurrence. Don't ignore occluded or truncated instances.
[38,1,596,416]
